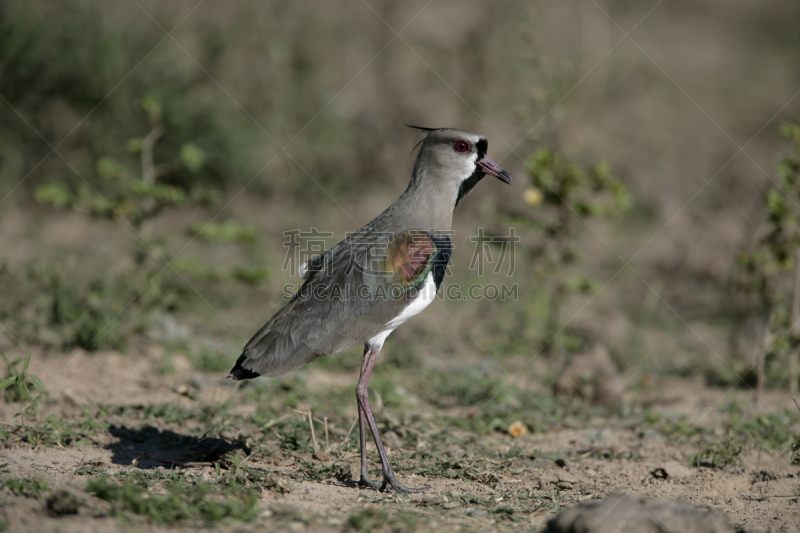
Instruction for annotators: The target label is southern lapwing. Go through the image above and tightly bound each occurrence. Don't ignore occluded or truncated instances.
[229,126,512,492]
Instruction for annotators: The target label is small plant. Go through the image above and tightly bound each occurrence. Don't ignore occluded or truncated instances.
[737,122,800,393]
[0,266,127,351]
[0,352,47,404]
[790,398,800,465]
[689,436,744,468]
[1,477,51,499]
[3,406,109,447]
[726,408,798,451]
[517,147,632,354]
[86,475,258,526]
[790,435,800,465]
[188,220,257,244]
[188,347,233,373]
[19,97,265,353]
[346,508,392,532]
[35,95,214,229]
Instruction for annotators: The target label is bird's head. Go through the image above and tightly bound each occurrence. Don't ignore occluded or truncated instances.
[406,125,512,208]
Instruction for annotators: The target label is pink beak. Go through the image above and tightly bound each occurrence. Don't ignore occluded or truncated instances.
[477,156,512,184]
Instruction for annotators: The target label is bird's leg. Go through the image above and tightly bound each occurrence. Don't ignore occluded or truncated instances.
[355,344,428,493]
[357,396,381,489]
[356,346,382,489]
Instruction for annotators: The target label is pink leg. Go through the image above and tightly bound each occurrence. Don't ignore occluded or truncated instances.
[355,343,428,493]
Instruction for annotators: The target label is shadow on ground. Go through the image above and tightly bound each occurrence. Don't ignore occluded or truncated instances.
[107,425,250,469]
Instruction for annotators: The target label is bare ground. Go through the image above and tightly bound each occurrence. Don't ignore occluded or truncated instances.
[1,345,798,533]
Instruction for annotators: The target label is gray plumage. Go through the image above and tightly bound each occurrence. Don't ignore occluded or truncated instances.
[229,126,511,492]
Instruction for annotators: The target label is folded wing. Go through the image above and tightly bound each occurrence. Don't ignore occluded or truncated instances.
[229,230,451,378]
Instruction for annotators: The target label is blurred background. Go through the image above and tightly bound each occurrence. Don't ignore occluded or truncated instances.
[0,0,799,394]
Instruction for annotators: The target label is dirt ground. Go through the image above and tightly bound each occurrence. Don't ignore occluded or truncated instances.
[1,344,798,533]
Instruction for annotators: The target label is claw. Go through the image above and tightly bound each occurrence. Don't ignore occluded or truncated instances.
[380,471,429,494]
[359,467,428,493]
[358,471,381,490]
[358,474,382,490]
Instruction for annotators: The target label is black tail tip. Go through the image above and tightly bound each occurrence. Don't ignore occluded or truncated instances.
[228,354,260,380]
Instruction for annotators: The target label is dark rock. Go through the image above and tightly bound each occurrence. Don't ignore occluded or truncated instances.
[46,489,81,516]
[651,467,668,479]
[543,493,736,533]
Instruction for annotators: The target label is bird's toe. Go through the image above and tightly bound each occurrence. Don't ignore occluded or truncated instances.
[358,474,382,490]
[382,473,429,494]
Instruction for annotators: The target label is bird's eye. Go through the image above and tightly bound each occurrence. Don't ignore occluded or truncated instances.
[453,140,471,154]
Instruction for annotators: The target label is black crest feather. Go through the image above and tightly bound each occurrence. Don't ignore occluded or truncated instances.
[404,124,438,132]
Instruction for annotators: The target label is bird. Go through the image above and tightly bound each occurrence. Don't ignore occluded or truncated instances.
[228,125,512,492]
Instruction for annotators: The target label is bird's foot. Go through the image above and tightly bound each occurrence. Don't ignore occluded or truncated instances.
[359,470,428,493]
[379,471,429,494]
[357,473,382,490]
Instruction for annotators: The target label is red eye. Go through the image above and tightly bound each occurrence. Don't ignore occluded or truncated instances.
[453,140,471,153]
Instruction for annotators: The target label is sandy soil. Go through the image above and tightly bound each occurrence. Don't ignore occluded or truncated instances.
[1,345,798,532]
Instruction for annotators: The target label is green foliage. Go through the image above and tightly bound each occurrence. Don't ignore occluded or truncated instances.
[278,420,314,453]
[16,408,109,447]
[647,404,799,463]
[111,402,203,426]
[739,123,800,295]
[229,265,270,286]
[790,436,800,465]
[32,95,216,229]
[0,265,126,352]
[188,347,231,373]
[33,182,73,208]
[179,143,207,174]
[510,148,632,354]
[689,436,744,468]
[188,220,257,243]
[726,408,799,451]
[86,476,258,526]
[526,148,632,217]
[169,258,269,286]
[346,508,392,532]
[0,352,47,404]
[0,1,405,205]
[95,156,127,181]
[74,464,106,476]
[0,3,256,196]
[1,477,50,499]
[140,95,163,125]
[15,94,262,351]
[737,122,800,390]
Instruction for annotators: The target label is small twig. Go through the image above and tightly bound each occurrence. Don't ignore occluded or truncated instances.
[757,313,773,408]
[790,253,800,395]
[308,410,319,455]
[344,416,358,444]
[324,416,330,451]
[262,413,291,430]
[793,396,800,415]
[140,125,164,185]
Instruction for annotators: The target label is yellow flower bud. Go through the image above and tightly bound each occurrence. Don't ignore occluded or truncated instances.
[524,187,543,206]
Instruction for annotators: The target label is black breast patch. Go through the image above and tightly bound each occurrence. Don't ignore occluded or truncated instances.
[430,234,452,290]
